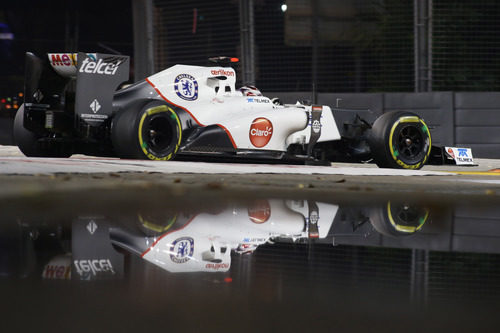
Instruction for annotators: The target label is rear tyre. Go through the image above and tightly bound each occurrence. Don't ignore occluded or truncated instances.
[111,102,182,160]
[13,104,72,157]
[368,111,431,169]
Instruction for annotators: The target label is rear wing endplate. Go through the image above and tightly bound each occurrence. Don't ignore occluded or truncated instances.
[74,52,129,126]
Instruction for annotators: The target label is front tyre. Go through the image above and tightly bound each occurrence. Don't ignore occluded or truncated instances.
[111,102,182,160]
[369,201,430,237]
[368,111,431,169]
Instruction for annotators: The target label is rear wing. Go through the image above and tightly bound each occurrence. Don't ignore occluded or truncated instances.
[73,52,129,126]
[24,52,129,130]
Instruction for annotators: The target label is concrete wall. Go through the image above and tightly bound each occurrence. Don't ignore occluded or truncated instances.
[273,91,500,158]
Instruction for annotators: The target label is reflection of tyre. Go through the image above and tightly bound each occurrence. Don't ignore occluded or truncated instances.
[111,102,182,160]
[13,104,72,157]
[370,201,429,237]
[368,111,431,169]
[137,212,178,236]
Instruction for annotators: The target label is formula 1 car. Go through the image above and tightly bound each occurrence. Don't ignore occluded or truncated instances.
[15,52,435,169]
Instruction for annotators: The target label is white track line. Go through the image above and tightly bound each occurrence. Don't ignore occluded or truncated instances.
[0,156,451,176]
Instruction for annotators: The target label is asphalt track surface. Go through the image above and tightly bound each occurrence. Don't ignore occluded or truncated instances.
[2,145,500,208]
[0,144,497,175]
[0,151,449,176]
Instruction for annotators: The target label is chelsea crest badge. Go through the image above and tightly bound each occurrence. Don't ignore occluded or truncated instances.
[174,74,199,101]
[170,237,195,263]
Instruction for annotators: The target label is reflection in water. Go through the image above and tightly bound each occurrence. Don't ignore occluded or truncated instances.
[94,200,428,275]
[2,198,500,330]
[3,199,428,280]
[0,199,449,279]
[114,200,337,273]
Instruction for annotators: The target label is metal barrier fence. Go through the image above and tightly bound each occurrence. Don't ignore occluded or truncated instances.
[152,0,241,83]
[150,0,500,93]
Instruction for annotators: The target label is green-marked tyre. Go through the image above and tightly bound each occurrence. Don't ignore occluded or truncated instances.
[368,111,431,169]
[137,212,178,236]
[111,102,182,160]
[369,201,429,237]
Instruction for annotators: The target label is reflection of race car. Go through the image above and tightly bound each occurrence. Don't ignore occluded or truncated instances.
[1,199,430,279]
[110,200,338,273]
[15,52,441,169]
[109,200,429,274]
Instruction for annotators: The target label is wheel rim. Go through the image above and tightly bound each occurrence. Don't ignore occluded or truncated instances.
[144,115,174,154]
[388,202,429,234]
[396,124,424,163]
[393,204,422,226]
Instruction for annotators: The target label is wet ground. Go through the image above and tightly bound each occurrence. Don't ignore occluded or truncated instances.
[2,146,500,332]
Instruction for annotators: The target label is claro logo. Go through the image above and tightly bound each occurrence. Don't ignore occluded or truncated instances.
[79,56,123,75]
[249,118,273,148]
[248,200,271,224]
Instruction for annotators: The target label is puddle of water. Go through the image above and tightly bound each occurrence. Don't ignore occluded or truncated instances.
[1,191,500,331]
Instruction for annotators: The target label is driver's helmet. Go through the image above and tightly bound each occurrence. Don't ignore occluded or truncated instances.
[239,85,263,96]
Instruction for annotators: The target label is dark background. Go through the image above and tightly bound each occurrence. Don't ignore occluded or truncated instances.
[2,0,500,154]
[0,0,133,97]
[3,0,500,98]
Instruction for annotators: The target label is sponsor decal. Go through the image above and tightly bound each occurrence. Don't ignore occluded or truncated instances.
[74,259,115,276]
[248,200,271,224]
[50,53,77,67]
[243,238,267,243]
[445,147,474,165]
[246,97,270,104]
[42,265,71,279]
[42,255,72,280]
[309,211,319,224]
[48,53,83,77]
[205,263,230,270]
[33,89,43,103]
[80,114,108,122]
[458,148,469,157]
[309,231,320,238]
[89,99,101,113]
[86,220,98,234]
[447,147,455,159]
[311,106,323,133]
[79,55,123,75]
[170,237,194,263]
[312,119,321,133]
[211,69,235,77]
[237,243,258,253]
[174,74,199,101]
[249,118,273,148]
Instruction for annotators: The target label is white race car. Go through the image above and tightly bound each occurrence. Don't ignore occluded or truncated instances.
[15,52,439,169]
